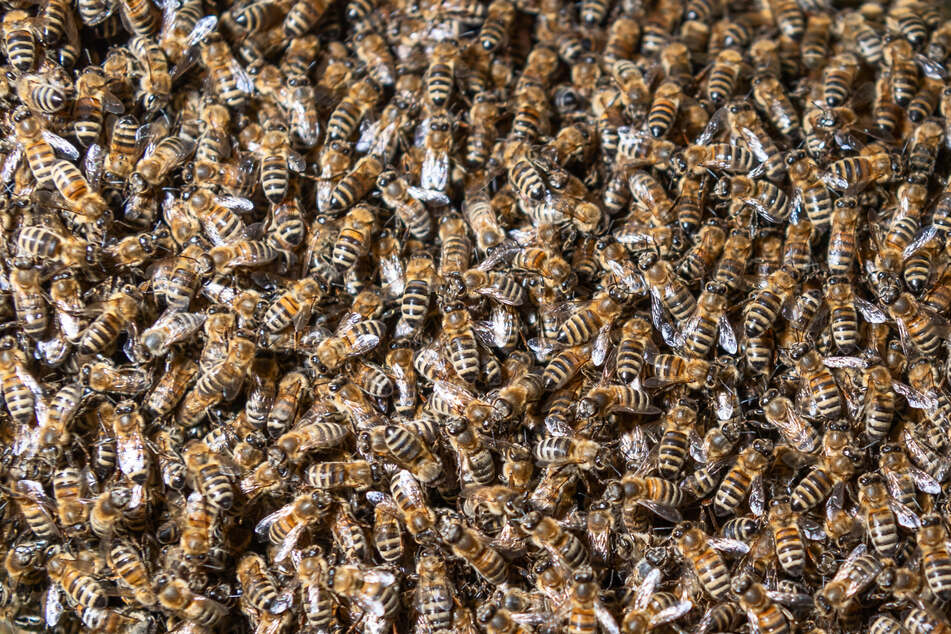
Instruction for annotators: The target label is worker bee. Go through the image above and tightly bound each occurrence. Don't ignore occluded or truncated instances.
[328,565,400,632]
[732,573,794,634]
[714,439,773,516]
[917,514,951,600]
[183,440,234,511]
[364,424,442,483]
[672,522,747,600]
[154,574,227,626]
[815,543,884,616]
[759,389,819,453]
[237,553,290,615]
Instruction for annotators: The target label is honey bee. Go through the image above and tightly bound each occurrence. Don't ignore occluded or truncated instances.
[815,543,884,616]
[154,574,227,626]
[365,424,442,483]
[732,573,793,634]
[759,389,819,453]
[197,35,253,108]
[47,552,107,609]
[183,440,234,511]
[916,514,951,600]
[0,336,38,427]
[714,439,773,517]
[416,552,454,633]
[106,400,150,485]
[671,522,743,600]
[352,29,395,87]
[237,553,290,615]
[9,264,47,341]
[328,565,400,631]
[297,552,335,630]
[440,518,509,584]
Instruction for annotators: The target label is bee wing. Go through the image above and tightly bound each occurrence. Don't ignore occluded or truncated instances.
[406,185,451,206]
[42,130,80,161]
[694,605,725,634]
[910,465,942,494]
[421,147,449,192]
[255,503,293,540]
[287,150,306,173]
[591,324,611,367]
[649,600,692,628]
[633,567,661,611]
[215,195,255,213]
[887,499,921,528]
[44,583,65,627]
[799,516,826,541]
[233,62,255,96]
[715,389,735,421]
[854,296,888,323]
[694,107,726,145]
[819,168,852,192]
[749,475,766,516]
[188,14,218,47]
[84,143,105,189]
[595,600,621,634]
[776,410,818,453]
[117,434,148,480]
[1,145,23,184]
[379,255,405,300]
[916,53,948,80]
[650,292,684,349]
[718,315,738,354]
[709,537,752,556]
[893,382,938,410]
[901,428,948,480]
[275,521,309,563]
[903,224,940,259]
[765,591,814,609]
[830,543,868,584]
[823,355,867,368]
[636,499,682,523]
[475,284,524,306]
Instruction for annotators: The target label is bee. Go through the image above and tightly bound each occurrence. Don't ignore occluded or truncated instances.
[578,383,656,418]
[714,439,773,516]
[9,264,47,341]
[130,133,193,193]
[154,574,227,626]
[653,401,697,479]
[108,541,155,607]
[855,473,915,557]
[2,11,40,72]
[760,389,819,452]
[671,522,736,600]
[713,228,753,294]
[915,514,951,600]
[386,469,436,540]
[800,12,831,69]
[207,239,279,273]
[717,175,790,224]
[237,553,289,615]
[16,73,68,115]
[261,278,322,334]
[365,424,442,483]
[198,35,253,108]
[0,336,38,427]
[706,49,744,105]
[646,81,682,139]
[679,142,757,174]
[614,317,651,384]
[416,553,454,633]
[732,574,792,634]
[182,441,233,511]
[328,565,399,631]
[438,519,508,584]
[375,170,435,240]
[352,29,395,87]
[297,553,335,629]
[751,75,800,139]
[264,371,309,438]
[742,266,798,338]
[791,437,860,513]
[369,496,403,563]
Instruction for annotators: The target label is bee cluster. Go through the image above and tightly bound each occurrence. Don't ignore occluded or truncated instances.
[4,0,951,631]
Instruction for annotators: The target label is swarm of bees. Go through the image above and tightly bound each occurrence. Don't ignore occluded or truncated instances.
[4,0,951,631]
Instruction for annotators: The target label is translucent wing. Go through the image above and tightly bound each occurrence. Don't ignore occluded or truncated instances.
[43,131,80,160]
[634,568,661,611]
[893,382,938,410]
[636,499,683,523]
[903,224,940,259]
[45,584,65,626]
[771,409,818,453]
[916,53,948,80]
[708,537,751,556]
[830,543,868,585]
[287,150,306,173]
[715,389,735,421]
[255,503,293,540]
[823,355,867,368]
[188,15,218,46]
[592,324,611,367]
[275,521,309,563]
[749,475,765,516]
[84,143,105,188]
[799,516,826,541]
[234,63,255,96]
[421,148,449,192]
[718,315,738,354]
[649,600,692,628]
[910,465,942,494]
[596,601,621,634]
[407,185,451,206]
[855,296,888,323]
[1,145,23,183]
[765,591,813,608]
[888,499,921,529]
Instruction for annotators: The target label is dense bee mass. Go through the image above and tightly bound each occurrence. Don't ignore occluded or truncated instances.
[3,0,951,631]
